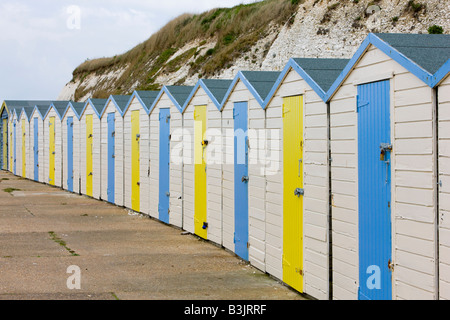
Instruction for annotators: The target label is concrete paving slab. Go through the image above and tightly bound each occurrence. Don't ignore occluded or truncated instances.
[0,171,306,300]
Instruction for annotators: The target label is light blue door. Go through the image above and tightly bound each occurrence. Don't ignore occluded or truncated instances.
[107,113,115,203]
[13,120,16,175]
[158,108,170,224]
[67,117,74,192]
[357,80,392,300]
[233,102,249,261]
[34,118,39,181]
[0,109,7,170]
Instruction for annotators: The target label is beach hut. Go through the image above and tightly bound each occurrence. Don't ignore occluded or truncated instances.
[220,71,280,267]
[29,104,52,183]
[0,102,10,171]
[43,101,71,187]
[17,107,34,179]
[181,79,232,244]
[100,95,130,206]
[327,33,450,300]
[148,86,193,227]
[2,101,52,175]
[121,91,159,213]
[263,58,349,299]
[434,59,450,300]
[9,108,19,175]
[62,101,85,194]
[79,99,107,199]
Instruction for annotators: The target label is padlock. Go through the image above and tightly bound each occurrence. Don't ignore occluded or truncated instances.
[380,149,385,161]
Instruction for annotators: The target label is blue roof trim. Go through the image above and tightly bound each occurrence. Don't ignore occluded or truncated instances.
[122,91,151,117]
[80,99,103,119]
[18,108,32,122]
[62,102,84,120]
[149,86,189,114]
[220,71,265,110]
[326,33,436,101]
[101,95,131,118]
[181,80,225,113]
[30,105,47,120]
[264,59,329,107]
[44,102,67,121]
[431,58,450,88]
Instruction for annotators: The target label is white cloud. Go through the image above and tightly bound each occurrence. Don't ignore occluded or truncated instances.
[0,0,259,100]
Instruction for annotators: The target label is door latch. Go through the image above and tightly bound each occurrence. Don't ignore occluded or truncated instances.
[241,175,249,183]
[294,188,304,197]
[379,143,392,161]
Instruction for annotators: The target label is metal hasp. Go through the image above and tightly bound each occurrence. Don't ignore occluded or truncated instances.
[380,143,392,184]
[294,188,304,197]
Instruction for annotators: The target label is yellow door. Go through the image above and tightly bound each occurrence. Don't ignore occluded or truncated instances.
[49,117,55,185]
[194,106,207,239]
[86,114,93,197]
[131,110,140,212]
[3,119,7,170]
[282,95,304,293]
[22,119,26,177]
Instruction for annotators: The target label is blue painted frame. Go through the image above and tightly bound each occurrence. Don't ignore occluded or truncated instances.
[107,112,115,203]
[67,116,74,192]
[357,80,392,300]
[33,117,39,181]
[233,101,249,261]
[158,108,171,224]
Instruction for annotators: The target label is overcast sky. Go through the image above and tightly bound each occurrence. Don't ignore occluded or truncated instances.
[0,0,258,101]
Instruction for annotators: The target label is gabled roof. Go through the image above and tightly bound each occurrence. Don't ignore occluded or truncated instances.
[432,57,450,87]
[1,100,53,119]
[266,58,350,105]
[19,106,36,121]
[182,79,233,112]
[375,33,450,75]
[80,98,108,119]
[30,104,52,120]
[44,101,71,120]
[102,95,131,118]
[150,85,194,114]
[121,91,160,116]
[327,33,450,100]
[222,71,281,109]
[62,101,86,120]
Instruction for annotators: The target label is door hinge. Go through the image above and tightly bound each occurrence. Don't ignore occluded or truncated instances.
[388,259,394,272]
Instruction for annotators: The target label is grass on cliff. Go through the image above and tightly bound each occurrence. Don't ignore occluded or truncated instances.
[73,0,301,99]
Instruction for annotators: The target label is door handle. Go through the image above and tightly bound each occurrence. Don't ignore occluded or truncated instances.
[241,175,249,183]
[294,188,304,197]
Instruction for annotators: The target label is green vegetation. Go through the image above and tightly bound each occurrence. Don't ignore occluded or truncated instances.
[407,0,424,13]
[428,25,443,34]
[48,231,79,256]
[72,0,301,100]
[3,188,20,193]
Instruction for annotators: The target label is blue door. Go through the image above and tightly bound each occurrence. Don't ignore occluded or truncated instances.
[0,109,7,170]
[357,80,392,300]
[107,113,115,203]
[67,117,74,192]
[158,108,170,224]
[233,102,249,261]
[13,120,16,175]
[34,118,39,181]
